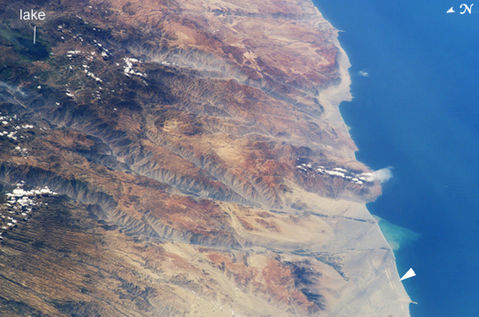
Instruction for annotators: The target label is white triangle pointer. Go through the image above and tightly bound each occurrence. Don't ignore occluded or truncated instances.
[400,268,416,281]
[447,7,455,14]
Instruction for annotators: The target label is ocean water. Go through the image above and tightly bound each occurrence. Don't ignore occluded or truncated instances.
[314,1,479,316]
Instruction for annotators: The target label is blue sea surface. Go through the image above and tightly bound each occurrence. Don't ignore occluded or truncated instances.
[314,1,479,316]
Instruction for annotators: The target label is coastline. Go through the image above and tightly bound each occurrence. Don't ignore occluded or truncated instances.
[3,0,478,315]
[313,4,413,315]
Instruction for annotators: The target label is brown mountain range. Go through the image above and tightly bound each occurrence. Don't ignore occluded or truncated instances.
[0,0,410,316]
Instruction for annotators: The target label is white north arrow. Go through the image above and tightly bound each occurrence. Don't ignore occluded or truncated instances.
[447,7,455,14]
[400,268,416,281]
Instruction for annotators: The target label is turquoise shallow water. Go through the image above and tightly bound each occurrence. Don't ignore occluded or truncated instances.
[314,1,479,316]
[374,216,420,251]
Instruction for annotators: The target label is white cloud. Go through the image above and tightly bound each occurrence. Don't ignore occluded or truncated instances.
[371,167,393,183]
[358,70,369,77]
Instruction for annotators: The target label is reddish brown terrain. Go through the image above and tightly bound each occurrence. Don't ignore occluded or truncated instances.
[0,0,410,316]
